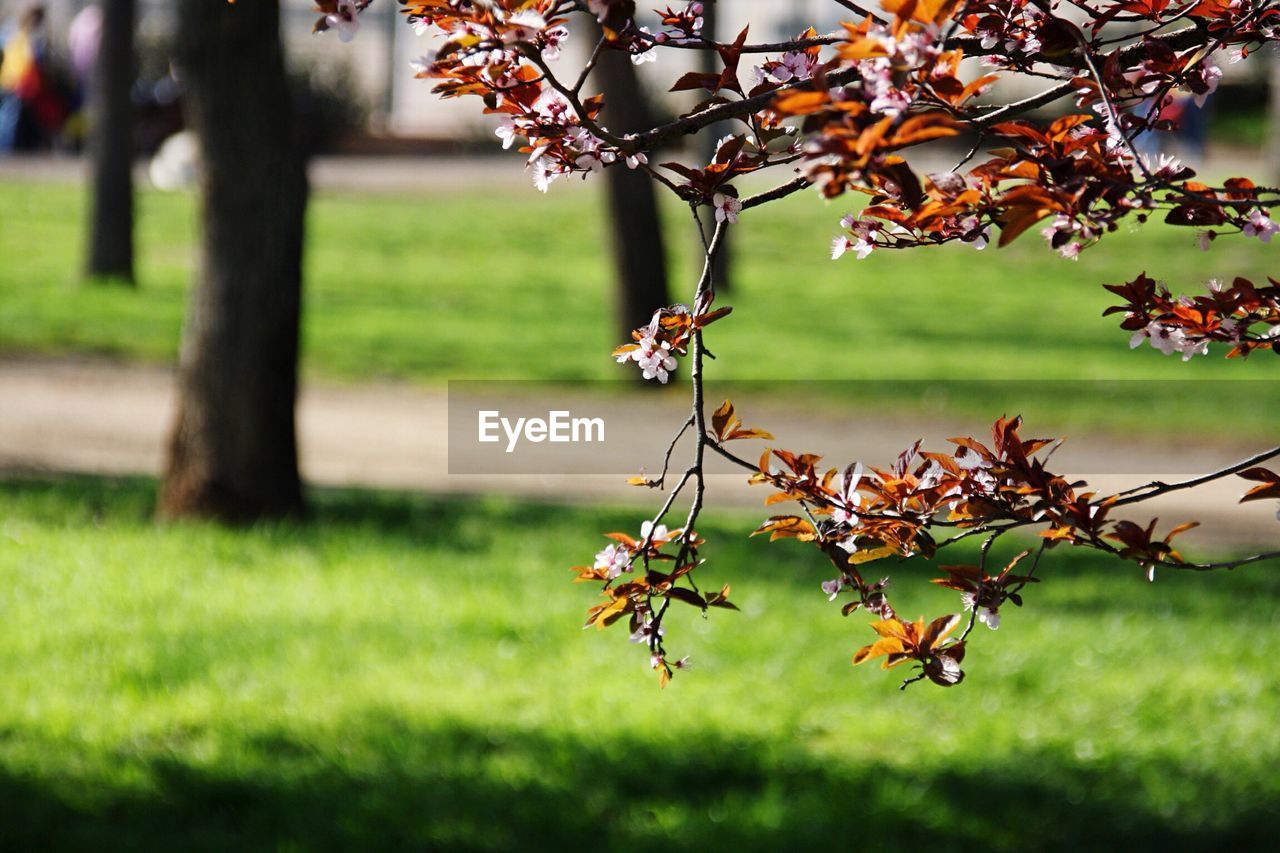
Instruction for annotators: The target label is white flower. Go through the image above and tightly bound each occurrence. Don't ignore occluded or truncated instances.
[1191,55,1223,108]
[495,118,520,150]
[640,520,673,547]
[631,618,665,644]
[831,236,853,260]
[1243,208,1278,243]
[502,10,547,44]
[409,52,435,75]
[631,28,658,64]
[541,24,570,60]
[529,156,562,193]
[1140,151,1184,178]
[1146,322,1185,356]
[869,88,911,117]
[325,0,360,43]
[712,193,742,224]
[977,606,1000,630]
[853,237,875,260]
[593,544,631,579]
[631,334,678,383]
[625,152,647,169]
[575,152,605,172]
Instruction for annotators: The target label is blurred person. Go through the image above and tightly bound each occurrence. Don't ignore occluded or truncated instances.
[67,3,101,82]
[1137,92,1210,166]
[0,5,66,151]
[64,2,101,144]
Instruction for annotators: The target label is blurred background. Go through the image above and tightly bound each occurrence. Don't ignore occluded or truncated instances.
[0,1,1278,849]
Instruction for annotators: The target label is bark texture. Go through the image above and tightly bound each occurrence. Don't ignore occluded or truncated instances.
[158,0,308,522]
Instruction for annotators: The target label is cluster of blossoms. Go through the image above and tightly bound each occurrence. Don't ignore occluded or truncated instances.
[575,518,731,684]
[1106,272,1280,360]
[368,1,652,191]
[754,43,821,87]
[969,0,1047,60]
[317,0,1280,689]
[651,2,706,41]
[612,290,731,383]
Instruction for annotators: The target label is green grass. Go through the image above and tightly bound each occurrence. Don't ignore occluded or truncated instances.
[0,176,1277,436]
[1,475,1278,850]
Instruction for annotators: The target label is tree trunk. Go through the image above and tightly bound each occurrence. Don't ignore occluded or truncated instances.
[85,0,135,283]
[158,0,308,523]
[1268,48,1280,184]
[699,0,732,291]
[594,43,671,339]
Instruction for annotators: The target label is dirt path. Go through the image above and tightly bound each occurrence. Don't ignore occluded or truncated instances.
[1,358,1275,551]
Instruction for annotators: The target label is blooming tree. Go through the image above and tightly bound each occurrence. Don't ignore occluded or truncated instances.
[316,0,1280,688]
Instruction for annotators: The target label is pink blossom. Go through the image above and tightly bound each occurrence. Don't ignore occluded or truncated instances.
[542,25,570,61]
[629,334,678,383]
[631,617,665,644]
[1243,209,1278,243]
[713,193,742,225]
[325,0,360,43]
[1190,55,1223,108]
[594,544,631,579]
[640,520,674,548]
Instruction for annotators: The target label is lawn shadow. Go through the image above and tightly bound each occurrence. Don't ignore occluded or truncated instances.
[0,714,1273,852]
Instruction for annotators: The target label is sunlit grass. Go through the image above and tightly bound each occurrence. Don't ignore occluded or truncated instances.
[1,176,1277,439]
[0,476,1278,849]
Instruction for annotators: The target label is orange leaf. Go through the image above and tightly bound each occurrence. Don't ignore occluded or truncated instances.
[853,636,904,665]
[727,427,775,442]
[712,399,736,441]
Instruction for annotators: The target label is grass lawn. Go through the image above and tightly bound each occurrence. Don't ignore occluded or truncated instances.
[0,476,1278,850]
[1,175,1277,438]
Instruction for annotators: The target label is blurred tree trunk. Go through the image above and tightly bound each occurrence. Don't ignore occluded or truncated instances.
[595,41,670,341]
[1268,49,1280,183]
[159,0,307,523]
[85,0,135,283]
[699,0,732,291]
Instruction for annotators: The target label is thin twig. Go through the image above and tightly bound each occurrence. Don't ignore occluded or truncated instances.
[1108,446,1280,508]
[741,176,812,210]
